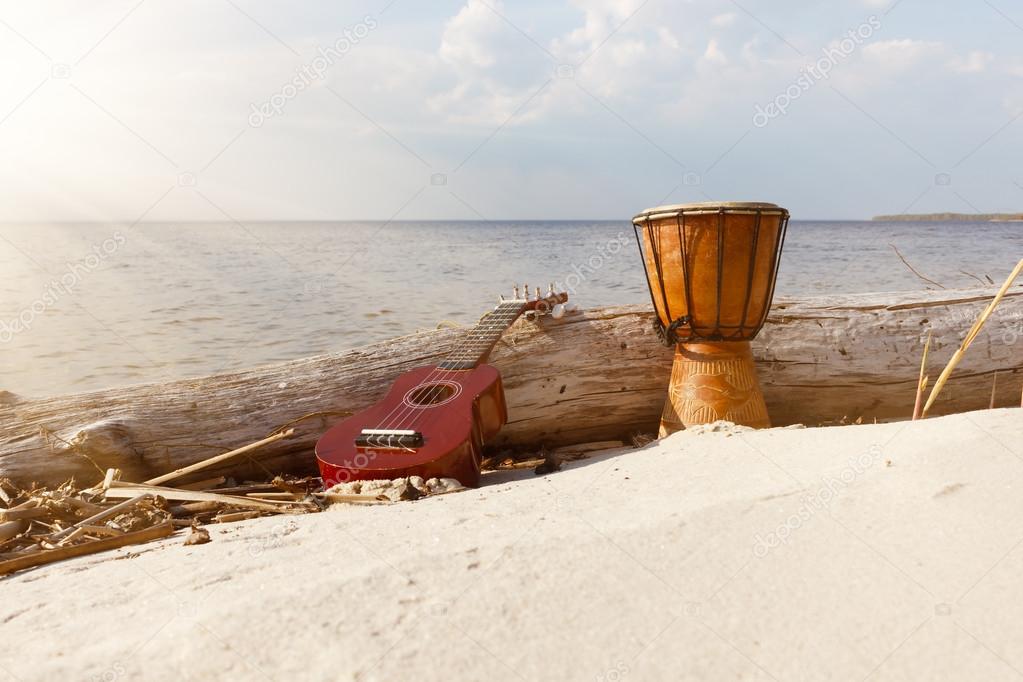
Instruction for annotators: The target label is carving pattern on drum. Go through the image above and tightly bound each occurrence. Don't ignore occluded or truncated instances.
[658,344,770,435]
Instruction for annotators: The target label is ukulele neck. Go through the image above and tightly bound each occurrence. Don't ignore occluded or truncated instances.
[437,301,528,370]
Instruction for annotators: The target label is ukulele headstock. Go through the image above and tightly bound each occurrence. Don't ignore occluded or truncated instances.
[500,283,570,319]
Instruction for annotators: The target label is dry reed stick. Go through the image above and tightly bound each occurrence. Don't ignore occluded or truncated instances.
[0,522,174,577]
[144,429,295,486]
[912,332,932,420]
[990,371,999,410]
[913,377,930,421]
[890,244,946,289]
[47,493,153,543]
[922,258,1023,416]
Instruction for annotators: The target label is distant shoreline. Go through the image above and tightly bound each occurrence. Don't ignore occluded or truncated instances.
[873,213,1023,222]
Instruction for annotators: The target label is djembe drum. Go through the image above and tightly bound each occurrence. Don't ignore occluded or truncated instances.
[632,202,789,435]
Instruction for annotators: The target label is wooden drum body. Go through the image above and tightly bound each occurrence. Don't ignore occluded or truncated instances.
[632,202,788,434]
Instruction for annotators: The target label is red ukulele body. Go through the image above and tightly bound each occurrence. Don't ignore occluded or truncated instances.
[315,364,507,488]
[315,288,567,488]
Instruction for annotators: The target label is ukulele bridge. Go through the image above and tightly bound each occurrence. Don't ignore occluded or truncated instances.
[356,429,424,449]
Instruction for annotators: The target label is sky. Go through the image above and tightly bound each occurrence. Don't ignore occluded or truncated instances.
[0,0,1021,221]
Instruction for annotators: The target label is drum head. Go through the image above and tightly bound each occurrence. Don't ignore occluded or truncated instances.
[633,202,787,223]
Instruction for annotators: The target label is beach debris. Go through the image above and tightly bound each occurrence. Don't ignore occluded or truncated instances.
[890,243,946,289]
[534,450,562,476]
[0,454,322,577]
[681,421,753,437]
[483,441,631,473]
[144,428,297,486]
[323,476,463,503]
[183,523,211,546]
[912,331,932,420]
[0,521,175,577]
[214,510,263,523]
[552,441,625,458]
[631,433,656,448]
[397,479,424,501]
[923,258,1023,416]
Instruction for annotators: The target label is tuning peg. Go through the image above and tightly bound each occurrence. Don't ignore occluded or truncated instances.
[513,286,520,300]
[523,283,529,300]
[499,294,506,303]
[534,287,541,300]
[548,283,555,295]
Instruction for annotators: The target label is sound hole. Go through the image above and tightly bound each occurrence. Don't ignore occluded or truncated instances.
[407,383,457,406]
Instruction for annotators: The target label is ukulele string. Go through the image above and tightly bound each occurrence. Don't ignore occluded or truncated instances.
[366,315,493,436]
[385,306,522,433]
[370,304,521,436]
[397,306,522,433]
[382,292,547,435]
[378,308,517,436]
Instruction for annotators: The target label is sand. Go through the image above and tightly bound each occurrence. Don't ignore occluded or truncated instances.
[3,408,1023,681]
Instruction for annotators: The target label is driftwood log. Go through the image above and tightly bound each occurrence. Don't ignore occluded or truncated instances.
[1,287,1021,487]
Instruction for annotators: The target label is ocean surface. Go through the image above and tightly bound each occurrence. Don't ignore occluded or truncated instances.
[1,220,1020,398]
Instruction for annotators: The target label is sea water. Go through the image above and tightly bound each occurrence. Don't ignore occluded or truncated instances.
[0,220,1019,397]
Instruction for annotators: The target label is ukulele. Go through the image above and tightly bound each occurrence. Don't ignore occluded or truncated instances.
[315,285,569,488]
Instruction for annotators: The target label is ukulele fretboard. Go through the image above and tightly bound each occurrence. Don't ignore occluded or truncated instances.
[436,301,527,370]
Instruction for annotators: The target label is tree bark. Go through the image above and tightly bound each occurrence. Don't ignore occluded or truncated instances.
[2,287,1020,487]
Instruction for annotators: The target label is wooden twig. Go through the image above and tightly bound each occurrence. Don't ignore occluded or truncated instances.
[214,510,264,523]
[913,377,930,421]
[79,525,123,538]
[990,371,999,410]
[912,332,932,420]
[890,244,946,289]
[0,521,174,577]
[0,520,27,544]
[144,429,296,487]
[246,492,307,501]
[46,494,153,543]
[0,507,48,522]
[102,483,312,513]
[315,492,391,505]
[177,476,226,491]
[55,527,89,546]
[266,411,352,439]
[959,270,987,286]
[923,258,1023,416]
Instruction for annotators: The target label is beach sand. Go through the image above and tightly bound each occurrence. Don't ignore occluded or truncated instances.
[4,408,1023,681]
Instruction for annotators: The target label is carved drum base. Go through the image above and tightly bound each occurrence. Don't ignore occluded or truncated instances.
[659,342,770,436]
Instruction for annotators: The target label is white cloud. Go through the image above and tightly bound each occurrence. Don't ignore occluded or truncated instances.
[948,50,994,74]
[701,38,728,66]
[861,39,943,71]
[711,12,737,27]
[438,0,504,68]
